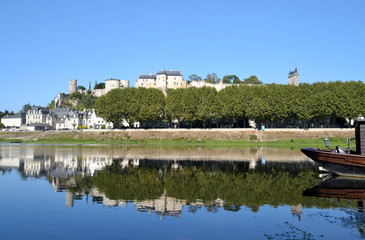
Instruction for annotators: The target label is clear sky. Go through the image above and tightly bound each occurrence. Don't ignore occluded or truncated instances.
[1,0,364,112]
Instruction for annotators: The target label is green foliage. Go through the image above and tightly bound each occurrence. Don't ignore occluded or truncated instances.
[204,73,220,83]
[93,165,164,200]
[94,83,105,89]
[243,75,262,85]
[22,103,32,112]
[0,123,4,129]
[47,101,55,110]
[77,125,88,130]
[196,87,217,128]
[81,81,365,128]
[189,74,202,81]
[95,88,164,128]
[250,135,257,141]
[223,75,241,84]
[165,89,185,127]
[101,125,106,129]
[75,94,97,111]
[69,91,82,100]
[79,164,345,212]
[78,85,86,90]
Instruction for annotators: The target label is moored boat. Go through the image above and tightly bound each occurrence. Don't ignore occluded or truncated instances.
[301,119,365,177]
[301,147,365,177]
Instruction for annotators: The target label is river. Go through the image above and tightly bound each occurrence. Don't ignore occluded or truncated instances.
[0,144,364,240]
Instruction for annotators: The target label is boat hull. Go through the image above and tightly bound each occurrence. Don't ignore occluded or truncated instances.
[303,175,365,200]
[301,147,365,177]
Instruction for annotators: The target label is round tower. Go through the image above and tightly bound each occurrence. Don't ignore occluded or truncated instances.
[105,78,121,93]
[69,79,77,95]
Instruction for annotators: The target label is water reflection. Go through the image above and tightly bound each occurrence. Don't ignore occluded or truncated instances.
[2,144,365,239]
[0,144,312,178]
[303,176,365,237]
[0,144,321,217]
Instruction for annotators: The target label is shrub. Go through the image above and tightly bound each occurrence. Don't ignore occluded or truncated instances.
[249,135,257,141]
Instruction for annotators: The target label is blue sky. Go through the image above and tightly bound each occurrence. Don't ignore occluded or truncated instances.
[1,0,364,112]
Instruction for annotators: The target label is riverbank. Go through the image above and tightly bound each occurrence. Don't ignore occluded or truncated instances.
[0,128,354,148]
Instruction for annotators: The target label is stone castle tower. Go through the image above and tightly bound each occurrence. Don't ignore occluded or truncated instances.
[288,68,299,86]
[69,79,77,95]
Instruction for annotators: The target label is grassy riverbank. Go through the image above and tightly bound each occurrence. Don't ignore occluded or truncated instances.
[0,129,354,149]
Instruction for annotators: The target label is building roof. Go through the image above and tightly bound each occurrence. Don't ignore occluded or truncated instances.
[288,68,299,76]
[156,69,182,76]
[29,106,49,114]
[139,75,156,79]
[2,113,23,119]
[139,69,182,79]
[27,123,52,127]
[51,108,71,118]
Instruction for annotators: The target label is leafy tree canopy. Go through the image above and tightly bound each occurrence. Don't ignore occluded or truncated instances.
[22,103,32,112]
[243,75,262,85]
[205,73,220,83]
[78,85,86,90]
[94,83,105,89]
[189,74,202,81]
[223,75,241,84]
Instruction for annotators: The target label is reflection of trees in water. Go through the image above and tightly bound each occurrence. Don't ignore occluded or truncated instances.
[93,166,164,200]
[85,163,325,212]
[50,160,361,213]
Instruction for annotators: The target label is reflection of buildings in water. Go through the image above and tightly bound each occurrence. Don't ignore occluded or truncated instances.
[290,204,302,221]
[0,145,314,176]
[64,185,128,208]
[136,192,184,219]
[0,145,316,179]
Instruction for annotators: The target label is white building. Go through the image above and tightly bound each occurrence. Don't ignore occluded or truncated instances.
[135,69,187,92]
[26,106,50,125]
[83,109,113,129]
[1,113,26,130]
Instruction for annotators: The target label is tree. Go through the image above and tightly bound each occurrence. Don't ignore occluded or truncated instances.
[189,74,202,81]
[94,83,105,89]
[69,91,82,100]
[204,73,219,83]
[182,88,200,127]
[47,101,55,110]
[165,89,185,127]
[138,88,165,127]
[223,75,241,84]
[78,85,86,90]
[243,75,262,85]
[94,90,124,127]
[196,87,217,128]
[22,103,32,112]
[0,123,4,129]
[213,85,247,127]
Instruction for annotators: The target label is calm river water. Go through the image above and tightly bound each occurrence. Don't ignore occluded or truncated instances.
[1,144,364,240]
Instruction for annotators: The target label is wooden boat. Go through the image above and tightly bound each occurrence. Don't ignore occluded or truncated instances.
[301,119,365,177]
[301,147,365,177]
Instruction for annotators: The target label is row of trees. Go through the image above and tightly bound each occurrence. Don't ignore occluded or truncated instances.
[94,81,365,128]
[188,74,263,85]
